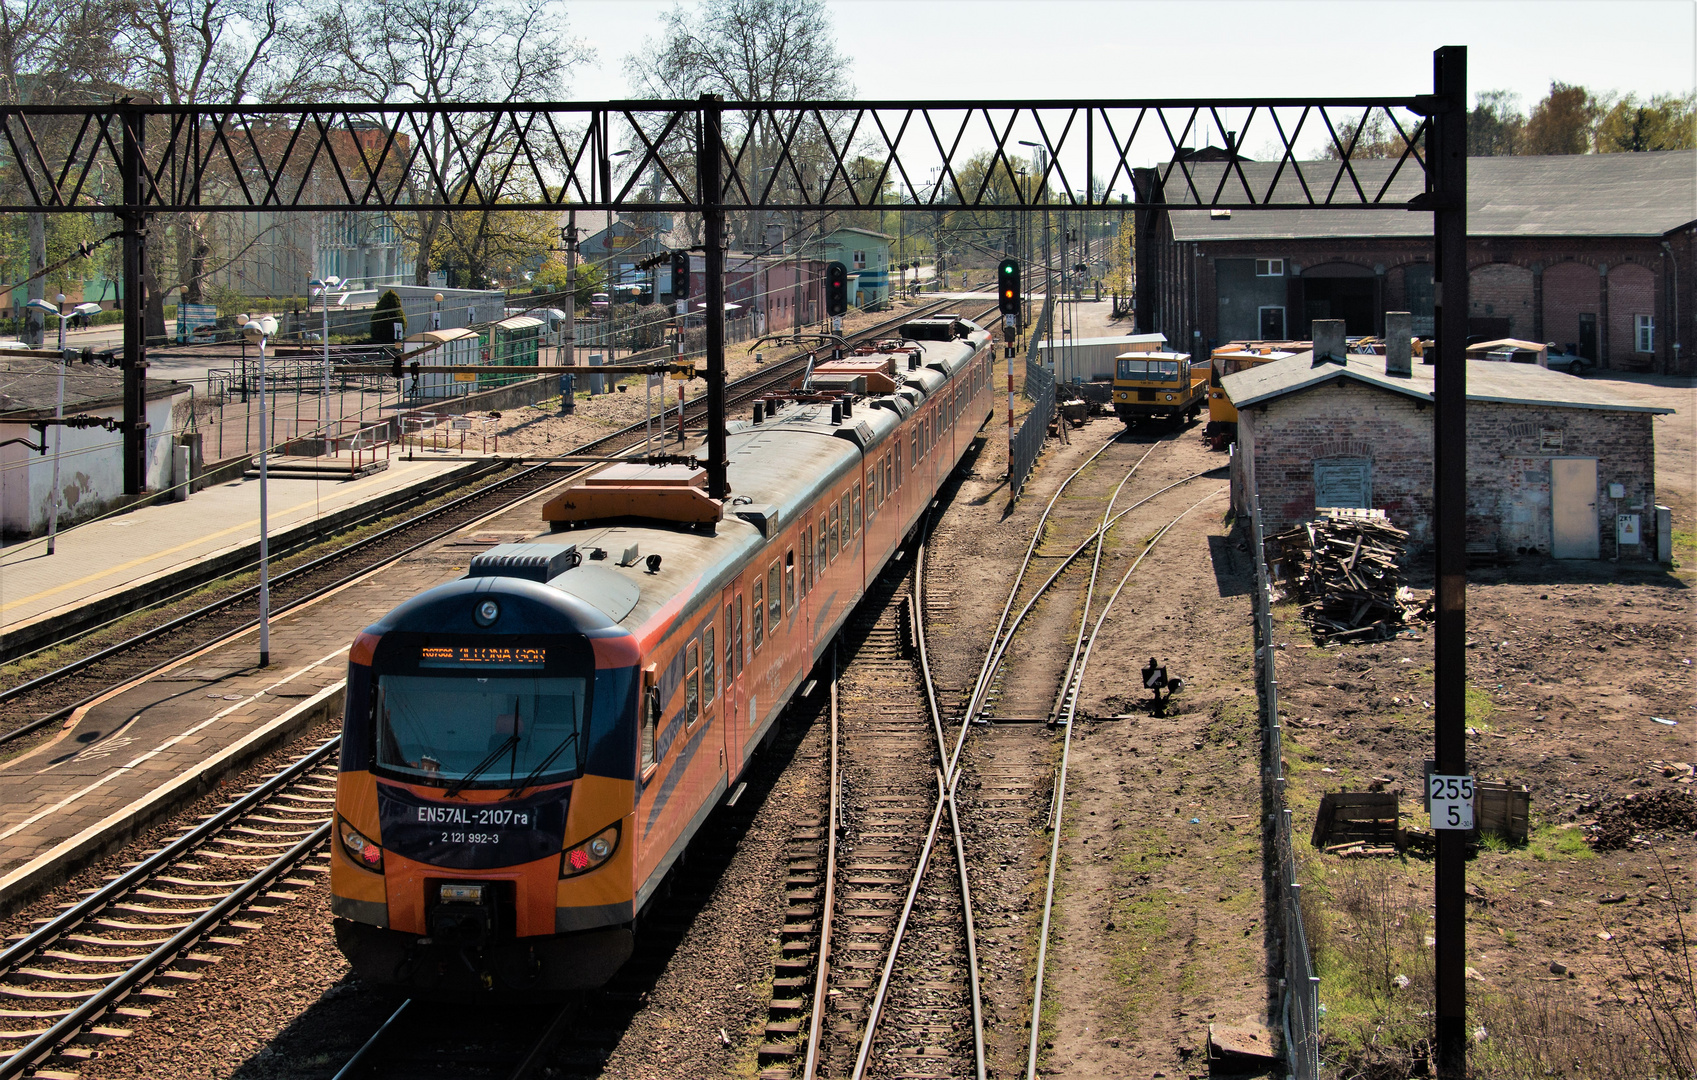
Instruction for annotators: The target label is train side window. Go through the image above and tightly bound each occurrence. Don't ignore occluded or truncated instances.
[734,595,745,671]
[852,484,862,537]
[895,441,903,487]
[684,640,700,727]
[885,453,893,496]
[640,665,659,767]
[751,580,765,651]
[817,514,828,570]
[839,495,851,545]
[785,550,796,612]
[767,561,782,631]
[828,503,839,560]
[723,601,735,678]
[703,625,716,705]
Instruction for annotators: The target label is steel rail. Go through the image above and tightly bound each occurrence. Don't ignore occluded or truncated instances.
[799,646,840,1080]
[849,772,948,1080]
[0,458,510,685]
[330,1000,413,1080]
[1021,487,1228,1080]
[0,734,340,973]
[0,820,334,1078]
[848,449,1211,1078]
[958,430,1127,729]
[912,522,987,1080]
[0,301,981,749]
[0,461,540,726]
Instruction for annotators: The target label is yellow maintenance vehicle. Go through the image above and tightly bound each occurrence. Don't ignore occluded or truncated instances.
[1112,351,1208,426]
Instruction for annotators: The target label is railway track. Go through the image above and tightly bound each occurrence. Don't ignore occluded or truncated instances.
[0,296,991,751]
[0,738,340,1079]
[0,296,1001,1079]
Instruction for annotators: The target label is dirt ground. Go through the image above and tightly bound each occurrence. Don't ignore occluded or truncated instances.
[1271,373,1697,1077]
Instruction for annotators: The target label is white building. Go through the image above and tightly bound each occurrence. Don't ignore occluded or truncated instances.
[0,361,187,539]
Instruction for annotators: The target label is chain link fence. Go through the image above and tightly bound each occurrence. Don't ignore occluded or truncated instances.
[1009,359,1054,498]
[1249,479,1322,1080]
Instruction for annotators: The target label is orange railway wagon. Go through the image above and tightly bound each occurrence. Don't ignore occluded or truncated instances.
[330,317,995,996]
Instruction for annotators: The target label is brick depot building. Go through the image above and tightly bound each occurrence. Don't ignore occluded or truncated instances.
[1134,150,1695,375]
[1221,349,1673,560]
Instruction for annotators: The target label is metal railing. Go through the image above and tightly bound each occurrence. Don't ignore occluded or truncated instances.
[1248,475,1323,1073]
[1248,480,1321,1079]
[1008,360,1054,499]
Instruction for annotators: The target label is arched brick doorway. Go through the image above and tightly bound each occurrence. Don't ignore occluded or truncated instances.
[1543,261,1601,362]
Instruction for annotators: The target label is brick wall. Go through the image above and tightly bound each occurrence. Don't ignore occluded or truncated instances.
[1243,377,1659,559]
[1161,231,1689,375]
[1534,260,1600,357]
[1608,262,1657,362]
[1469,263,1535,339]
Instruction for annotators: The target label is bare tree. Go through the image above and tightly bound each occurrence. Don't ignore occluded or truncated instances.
[624,0,853,251]
[329,0,590,285]
[0,0,127,341]
[114,0,341,327]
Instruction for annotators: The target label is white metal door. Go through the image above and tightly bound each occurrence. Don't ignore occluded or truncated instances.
[1551,457,1599,559]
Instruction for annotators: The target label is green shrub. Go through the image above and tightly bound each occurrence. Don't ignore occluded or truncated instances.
[370,289,406,343]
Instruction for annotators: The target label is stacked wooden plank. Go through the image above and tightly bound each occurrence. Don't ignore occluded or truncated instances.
[1266,509,1425,640]
[1311,791,1401,855]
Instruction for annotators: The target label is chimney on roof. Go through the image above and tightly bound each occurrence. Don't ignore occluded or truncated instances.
[1311,320,1347,366]
[1384,312,1413,377]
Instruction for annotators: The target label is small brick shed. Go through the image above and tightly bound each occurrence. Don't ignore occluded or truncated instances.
[1222,353,1673,559]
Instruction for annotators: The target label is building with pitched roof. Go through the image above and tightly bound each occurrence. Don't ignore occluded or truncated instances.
[1134,150,1696,375]
[1221,340,1674,561]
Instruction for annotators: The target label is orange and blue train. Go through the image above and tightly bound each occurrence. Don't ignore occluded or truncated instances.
[330,317,994,995]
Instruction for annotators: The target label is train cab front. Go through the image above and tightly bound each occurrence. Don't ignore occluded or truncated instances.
[330,569,640,998]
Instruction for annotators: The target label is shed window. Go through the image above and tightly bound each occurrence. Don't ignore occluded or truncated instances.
[1256,258,1284,277]
[1314,458,1372,511]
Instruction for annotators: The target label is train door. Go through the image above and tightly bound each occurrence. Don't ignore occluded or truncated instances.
[720,582,746,770]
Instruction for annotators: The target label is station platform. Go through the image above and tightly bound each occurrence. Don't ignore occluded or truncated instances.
[0,469,561,908]
[0,452,499,663]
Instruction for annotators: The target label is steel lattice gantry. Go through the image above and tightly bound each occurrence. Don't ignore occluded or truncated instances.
[0,48,1473,1077]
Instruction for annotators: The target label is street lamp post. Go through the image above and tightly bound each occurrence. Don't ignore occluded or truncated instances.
[237,312,279,668]
[26,295,100,555]
[309,277,342,433]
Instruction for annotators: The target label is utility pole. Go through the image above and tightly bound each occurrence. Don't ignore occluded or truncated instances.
[120,104,148,496]
[1429,44,1471,1080]
[564,209,577,368]
[698,93,729,501]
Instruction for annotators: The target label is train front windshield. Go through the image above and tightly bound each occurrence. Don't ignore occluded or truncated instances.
[376,673,587,787]
[1118,358,1180,382]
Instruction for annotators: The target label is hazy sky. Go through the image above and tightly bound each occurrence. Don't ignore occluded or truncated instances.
[566,0,1695,107]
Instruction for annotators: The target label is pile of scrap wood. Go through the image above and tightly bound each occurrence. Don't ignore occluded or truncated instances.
[1266,509,1431,640]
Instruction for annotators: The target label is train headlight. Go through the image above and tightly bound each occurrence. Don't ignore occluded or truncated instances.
[560,822,621,878]
[474,599,501,627]
[1164,394,1174,401]
[339,817,384,873]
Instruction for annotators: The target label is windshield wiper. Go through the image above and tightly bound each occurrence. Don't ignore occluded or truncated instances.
[508,732,579,800]
[445,731,521,798]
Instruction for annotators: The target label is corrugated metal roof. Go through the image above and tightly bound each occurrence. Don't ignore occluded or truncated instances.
[1220,351,1676,414]
[1165,150,1696,241]
[1035,332,1168,351]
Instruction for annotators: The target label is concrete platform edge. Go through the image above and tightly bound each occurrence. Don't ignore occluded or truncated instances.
[0,458,503,665]
[0,680,346,918]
